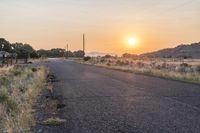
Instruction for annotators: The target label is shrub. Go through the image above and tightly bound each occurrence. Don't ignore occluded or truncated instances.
[177,63,192,73]
[195,65,200,73]
[0,88,9,103]
[83,56,91,61]
[6,98,18,113]
[124,60,129,66]
[136,62,145,67]
[180,63,190,67]
[104,54,112,58]
[31,68,37,72]
[100,58,105,63]
[176,66,186,73]
[115,60,129,66]
[0,77,9,86]
[161,62,167,69]
[106,63,111,66]
[18,86,26,93]
[116,60,121,65]
[155,65,161,69]
[13,70,22,76]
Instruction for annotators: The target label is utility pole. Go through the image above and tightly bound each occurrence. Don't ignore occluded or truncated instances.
[67,44,69,58]
[83,34,85,57]
[65,44,68,58]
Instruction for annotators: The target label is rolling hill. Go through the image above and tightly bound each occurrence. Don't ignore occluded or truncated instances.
[140,42,200,58]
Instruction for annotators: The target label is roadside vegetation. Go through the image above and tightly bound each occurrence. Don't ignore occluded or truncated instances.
[43,117,66,126]
[75,56,200,84]
[0,65,47,132]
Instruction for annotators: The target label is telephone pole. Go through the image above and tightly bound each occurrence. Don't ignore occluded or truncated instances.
[83,34,85,57]
[65,44,69,58]
[67,44,69,58]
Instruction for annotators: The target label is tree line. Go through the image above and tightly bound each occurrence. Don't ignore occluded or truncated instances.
[0,38,85,59]
[37,49,85,58]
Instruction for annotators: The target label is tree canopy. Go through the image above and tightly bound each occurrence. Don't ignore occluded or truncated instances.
[0,38,85,59]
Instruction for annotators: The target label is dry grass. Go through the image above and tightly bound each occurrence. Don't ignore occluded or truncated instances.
[29,58,49,64]
[73,57,200,84]
[42,117,66,126]
[0,65,47,132]
[0,66,13,76]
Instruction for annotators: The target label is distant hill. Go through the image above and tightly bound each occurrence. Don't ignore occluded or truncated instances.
[86,52,119,57]
[140,42,200,58]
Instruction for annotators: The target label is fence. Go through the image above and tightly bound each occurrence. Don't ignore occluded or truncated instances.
[0,51,17,67]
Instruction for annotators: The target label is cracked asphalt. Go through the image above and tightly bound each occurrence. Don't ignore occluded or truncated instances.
[47,58,200,133]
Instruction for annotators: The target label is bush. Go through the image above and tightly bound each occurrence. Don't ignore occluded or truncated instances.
[18,86,26,93]
[6,98,18,113]
[106,63,111,66]
[100,58,105,63]
[13,70,22,76]
[136,62,145,67]
[177,63,192,73]
[161,62,167,69]
[104,54,112,58]
[116,60,121,65]
[32,68,37,72]
[83,56,91,61]
[115,60,129,66]
[0,88,9,103]
[195,65,200,73]
[180,63,190,67]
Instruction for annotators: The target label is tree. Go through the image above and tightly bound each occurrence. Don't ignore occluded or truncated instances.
[0,38,11,52]
[37,49,49,57]
[65,51,74,57]
[50,48,65,57]
[30,51,39,58]
[122,53,138,58]
[73,50,85,57]
[37,49,85,58]
[103,54,112,58]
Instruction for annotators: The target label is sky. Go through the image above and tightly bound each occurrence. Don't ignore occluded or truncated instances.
[0,0,200,54]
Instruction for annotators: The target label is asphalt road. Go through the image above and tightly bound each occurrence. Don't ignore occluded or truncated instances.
[48,59,200,133]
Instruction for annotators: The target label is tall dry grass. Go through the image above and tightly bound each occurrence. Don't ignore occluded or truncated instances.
[0,66,13,76]
[77,57,200,84]
[0,65,47,132]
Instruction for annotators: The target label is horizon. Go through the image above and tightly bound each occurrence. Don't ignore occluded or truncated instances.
[1,0,200,54]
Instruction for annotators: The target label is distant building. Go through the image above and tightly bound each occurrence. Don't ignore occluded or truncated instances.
[0,51,10,58]
[0,51,17,58]
[0,51,17,65]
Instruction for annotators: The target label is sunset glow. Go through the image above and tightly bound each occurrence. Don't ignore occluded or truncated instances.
[0,0,200,55]
[128,38,137,46]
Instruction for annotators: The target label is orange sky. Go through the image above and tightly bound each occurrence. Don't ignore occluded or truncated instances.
[0,0,200,54]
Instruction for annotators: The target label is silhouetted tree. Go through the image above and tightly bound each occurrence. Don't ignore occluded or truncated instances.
[37,49,49,57]
[73,50,85,57]
[122,53,138,58]
[0,38,11,52]
[103,54,112,58]
[65,51,74,57]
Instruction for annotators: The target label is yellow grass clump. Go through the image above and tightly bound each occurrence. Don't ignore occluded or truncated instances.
[0,65,47,132]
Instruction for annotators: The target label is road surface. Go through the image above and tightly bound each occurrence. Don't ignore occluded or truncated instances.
[47,59,200,133]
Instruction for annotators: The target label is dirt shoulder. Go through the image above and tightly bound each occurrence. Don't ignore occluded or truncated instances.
[32,73,67,133]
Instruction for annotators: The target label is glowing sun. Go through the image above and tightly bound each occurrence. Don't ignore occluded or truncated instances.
[128,38,137,46]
